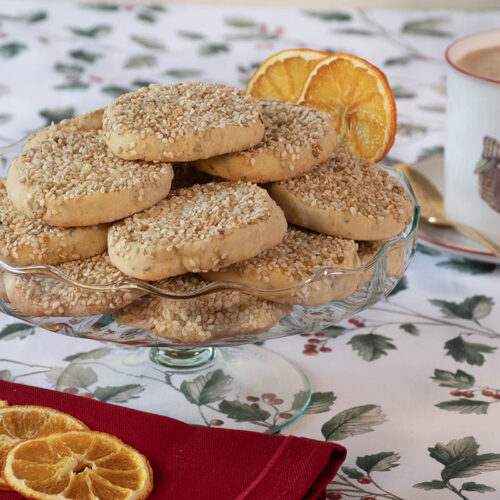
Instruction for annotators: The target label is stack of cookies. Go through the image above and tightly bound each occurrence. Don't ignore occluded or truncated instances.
[0,82,413,343]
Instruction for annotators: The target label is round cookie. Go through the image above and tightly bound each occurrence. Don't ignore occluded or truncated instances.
[0,179,108,266]
[114,274,291,343]
[202,226,361,306]
[0,272,7,302]
[3,253,142,317]
[268,148,413,240]
[7,129,173,227]
[26,108,104,149]
[103,82,264,162]
[357,240,405,289]
[195,98,337,182]
[108,181,287,280]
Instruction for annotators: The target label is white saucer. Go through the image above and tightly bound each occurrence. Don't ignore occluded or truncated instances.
[411,156,500,265]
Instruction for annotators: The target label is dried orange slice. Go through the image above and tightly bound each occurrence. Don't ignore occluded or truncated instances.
[0,406,87,491]
[246,48,329,103]
[298,53,397,162]
[3,430,153,499]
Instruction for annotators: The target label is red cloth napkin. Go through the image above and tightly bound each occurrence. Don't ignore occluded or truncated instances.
[0,380,345,500]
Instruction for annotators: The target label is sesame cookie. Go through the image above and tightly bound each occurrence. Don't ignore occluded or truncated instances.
[0,273,7,302]
[3,254,142,317]
[26,108,104,149]
[0,180,108,266]
[202,227,360,305]
[103,82,264,162]
[195,98,337,182]
[108,182,287,281]
[268,148,413,240]
[357,240,405,289]
[7,129,173,227]
[114,274,291,343]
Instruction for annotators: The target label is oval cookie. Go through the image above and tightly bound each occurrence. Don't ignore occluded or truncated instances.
[7,129,173,227]
[195,98,337,182]
[26,108,104,149]
[103,82,264,162]
[202,226,361,305]
[3,253,142,317]
[114,274,291,343]
[0,179,108,266]
[268,148,413,240]
[108,181,287,280]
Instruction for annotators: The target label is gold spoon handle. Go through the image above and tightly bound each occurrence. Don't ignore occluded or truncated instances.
[454,222,500,257]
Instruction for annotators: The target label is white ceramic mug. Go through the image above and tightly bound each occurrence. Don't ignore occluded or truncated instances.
[444,29,500,244]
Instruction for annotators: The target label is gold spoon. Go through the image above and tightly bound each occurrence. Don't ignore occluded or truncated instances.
[397,164,500,257]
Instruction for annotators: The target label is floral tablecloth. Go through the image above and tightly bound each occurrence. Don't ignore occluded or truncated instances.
[1,2,500,499]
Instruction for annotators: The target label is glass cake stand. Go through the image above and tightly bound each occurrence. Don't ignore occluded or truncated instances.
[0,138,419,432]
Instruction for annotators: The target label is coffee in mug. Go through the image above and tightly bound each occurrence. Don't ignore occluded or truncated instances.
[444,30,500,244]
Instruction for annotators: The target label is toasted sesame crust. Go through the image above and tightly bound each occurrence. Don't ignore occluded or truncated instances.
[268,149,413,240]
[7,129,173,227]
[25,108,104,149]
[195,98,337,182]
[108,182,288,280]
[103,82,265,162]
[114,274,291,343]
[0,180,108,266]
[202,227,361,305]
[356,239,405,289]
[3,253,143,317]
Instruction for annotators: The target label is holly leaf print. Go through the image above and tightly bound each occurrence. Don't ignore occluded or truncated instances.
[397,123,427,137]
[0,370,12,381]
[461,482,495,492]
[442,453,500,481]
[177,31,205,40]
[124,55,157,69]
[64,348,111,362]
[357,452,400,474]
[39,107,75,124]
[303,10,351,21]
[93,384,143,403]
[384,54,418,66]
[436,399,489,415]
[305,392,336,414]
[414,480,447,490]
[101,86,133,98]
[225,17,255,27]
[69,49,102,63]
[431,368,475,389]
[132,79,157,88]
[348,334,396,361]
[392,85,416,99]
[388,276,408,296]
[322,326,347,338]
[341,466,364,479]
[444,336,496,366]
[430,437,480,467]
[218,400,270,422]
[400,323,419,335]
[437,259,497,275]
[335,28,374,36]
[57,365,97,389]
[0,42,27,58]
[0,323,35,341]
[180,369,232,405]
[418,145,444,160]
[165,68,203,79]
[402,17,452,37]
[82,3,120,11]
[54,82,89,91]
[68,25,112,38]
[130,35,166,51]
[54,63,84,74]
[199,43,229,56]
[0,11,47,23]
[430,295,494,320]
[137,10,156,23]
[321,404,386,441]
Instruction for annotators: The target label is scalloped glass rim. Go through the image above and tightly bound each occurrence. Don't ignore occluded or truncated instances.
[0,167,419,300]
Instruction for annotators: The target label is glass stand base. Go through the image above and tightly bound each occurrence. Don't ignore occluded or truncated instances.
[116,344,312,433]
